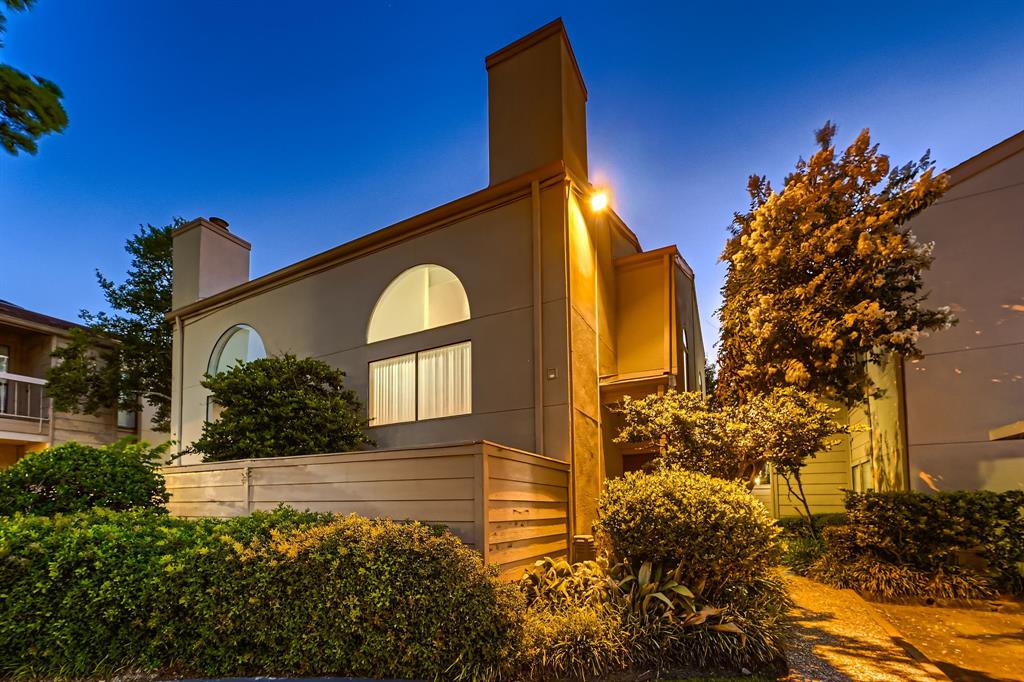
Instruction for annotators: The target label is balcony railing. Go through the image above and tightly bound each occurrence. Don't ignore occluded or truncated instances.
[0,372,50,426]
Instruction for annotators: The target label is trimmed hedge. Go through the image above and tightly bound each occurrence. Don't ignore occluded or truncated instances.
[811,490,1024,598]
[0,439,169,516]
[548,468,791,676]
[776,513,847,537]
[596,468,782,600]
[0,508,522,680]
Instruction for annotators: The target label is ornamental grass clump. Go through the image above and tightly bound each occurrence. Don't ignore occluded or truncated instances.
[0,507,522,681]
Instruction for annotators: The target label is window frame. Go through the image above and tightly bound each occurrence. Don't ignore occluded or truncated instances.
[208,324,267,376]
[368,340,472,427]
[366,264,471,344]
[117,407,139,431]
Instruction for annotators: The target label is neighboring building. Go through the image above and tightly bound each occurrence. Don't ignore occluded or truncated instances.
[0,300,140,465]
[757,130,1024,515]
[902,130,1024,492]
[166,20,706,546]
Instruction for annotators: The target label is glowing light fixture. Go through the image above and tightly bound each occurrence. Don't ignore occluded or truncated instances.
[589,190,609,212]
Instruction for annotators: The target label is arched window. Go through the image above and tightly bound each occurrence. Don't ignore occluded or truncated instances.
[367,264,470,343]
[208,324,267,375]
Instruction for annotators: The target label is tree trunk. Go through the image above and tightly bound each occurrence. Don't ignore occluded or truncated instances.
[783,471,818,539]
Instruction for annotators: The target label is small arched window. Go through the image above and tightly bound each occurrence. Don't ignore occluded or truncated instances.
[208,324,267,375]
[367,264,470,343]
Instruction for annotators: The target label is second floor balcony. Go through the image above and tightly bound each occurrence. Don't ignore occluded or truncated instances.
[0,372,49,431]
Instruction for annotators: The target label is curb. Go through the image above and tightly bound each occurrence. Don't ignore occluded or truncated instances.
[842,588,952,681]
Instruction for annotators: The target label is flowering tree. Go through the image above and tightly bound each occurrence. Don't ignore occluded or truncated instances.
[717,123,954,407]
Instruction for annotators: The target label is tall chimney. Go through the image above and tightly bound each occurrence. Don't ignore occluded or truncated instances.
[171,217,251,309]
[486,19,588,185]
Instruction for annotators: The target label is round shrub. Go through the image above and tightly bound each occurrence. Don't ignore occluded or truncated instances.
[0,439,169,516]
[596,468,781,598]
[0,508,522,681]
[193,354,372,461]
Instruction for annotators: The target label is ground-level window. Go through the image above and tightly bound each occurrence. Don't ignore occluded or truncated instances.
[852,461,873,493]
[369,341,471,426]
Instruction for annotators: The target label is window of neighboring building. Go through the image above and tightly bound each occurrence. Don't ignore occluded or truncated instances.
[852,461,873,493]
[369,341,472,426]
[208,324,267,375]
[367,265,470,343]
[754,463,771,487]
[117,408,138,430]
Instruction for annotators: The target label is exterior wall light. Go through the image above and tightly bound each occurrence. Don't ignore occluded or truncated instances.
[589,191,609,212]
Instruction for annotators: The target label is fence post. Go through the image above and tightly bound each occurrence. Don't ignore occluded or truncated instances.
[242,465,252,513]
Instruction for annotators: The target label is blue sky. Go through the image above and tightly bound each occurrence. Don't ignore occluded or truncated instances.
[2,1,1022,356]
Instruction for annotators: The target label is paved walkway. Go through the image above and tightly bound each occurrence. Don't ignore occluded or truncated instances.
[783,575,942,681]
[876,602,1024,682]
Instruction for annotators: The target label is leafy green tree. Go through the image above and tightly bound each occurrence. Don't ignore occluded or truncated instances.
[191,354,372,462]
[616,387,852,536]
[717,123,954,407]
[1,0,68,155]
[47,221,176,431]
[752,388,855,537]
[615,389,760,482]
[703,360,718,400]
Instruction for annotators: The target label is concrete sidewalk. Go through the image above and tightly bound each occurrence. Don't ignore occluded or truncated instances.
[876,601,1024,681]
[783,575,945,681]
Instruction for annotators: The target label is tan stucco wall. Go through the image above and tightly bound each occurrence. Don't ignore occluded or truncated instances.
[615,257,668,378]
[487,27,587,185]
[566,193,603,534]
[175,190,570,466]
[167,23,708,547]
[903,148,1024,492]
[172,221,250,310]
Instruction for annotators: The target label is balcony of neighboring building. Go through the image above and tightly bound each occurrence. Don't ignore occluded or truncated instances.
[0,319,54,454]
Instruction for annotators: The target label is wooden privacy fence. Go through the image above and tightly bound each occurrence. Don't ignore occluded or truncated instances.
[162,440,569,579]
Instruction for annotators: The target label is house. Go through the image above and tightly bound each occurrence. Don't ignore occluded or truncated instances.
[163,19,706,570]
[0,300,141,465]
[756,129,1024,516]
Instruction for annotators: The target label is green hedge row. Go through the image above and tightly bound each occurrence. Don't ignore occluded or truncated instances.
[812,490,1024,598]
[0,440,168,516]
[0,508,521,680]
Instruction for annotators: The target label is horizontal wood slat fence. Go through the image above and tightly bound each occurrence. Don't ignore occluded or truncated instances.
[162,440,569,579]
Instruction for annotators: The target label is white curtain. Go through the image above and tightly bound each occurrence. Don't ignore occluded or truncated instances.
[417,342,471,420]
[369,353,416,425]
